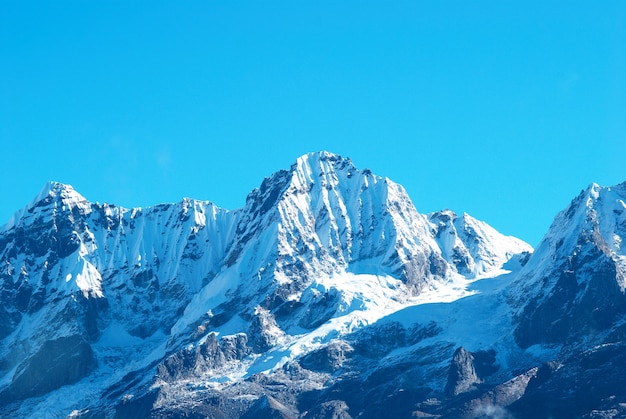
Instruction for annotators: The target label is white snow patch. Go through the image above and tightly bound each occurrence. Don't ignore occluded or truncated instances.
[171,269,240,336]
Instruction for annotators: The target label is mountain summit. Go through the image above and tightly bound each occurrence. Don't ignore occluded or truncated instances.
[3,152,621,417]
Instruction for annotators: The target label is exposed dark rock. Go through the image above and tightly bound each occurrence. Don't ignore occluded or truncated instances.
[303,400,351,419]
[350,321,407,358]
[445,347,480,397]
[427,252,449,278]
[5,335,95,402]
[113,389,160,419]
[241,394,297,419]
[157,333,251,381]
[299,340,353,373]
[472,349,499,378]
[407,321,442,344]
[298,289,341,330]
[509,342,626,418]
[248,308,284,352]
[515,244,626,349]
[328,374,431,419]
[130,269,155,288]
[442,367,539,418]
[273,299,304,319]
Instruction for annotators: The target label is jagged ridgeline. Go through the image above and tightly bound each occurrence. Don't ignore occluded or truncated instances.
[1,151,625,418]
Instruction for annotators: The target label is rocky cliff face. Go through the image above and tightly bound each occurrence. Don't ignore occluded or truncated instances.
[3,152,623,418]
[428,181,626,419]
[511,182,626,350]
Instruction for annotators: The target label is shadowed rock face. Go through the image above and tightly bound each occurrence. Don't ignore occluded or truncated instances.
[514,230,626,349]
[507,342,626,418]
[158,333,251,382]
[512,182,626,350]
[445,347,479,397]
[242,394,297,419]
[3,335,95,402]
[444,347,498,397]
[304,400,352,419]
[299,341,353,373]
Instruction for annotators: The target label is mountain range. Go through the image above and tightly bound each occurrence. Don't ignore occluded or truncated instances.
[1,151,625,418]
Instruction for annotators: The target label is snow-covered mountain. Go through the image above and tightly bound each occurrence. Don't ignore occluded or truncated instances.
[509,182,626,348]
[1,151,623,418]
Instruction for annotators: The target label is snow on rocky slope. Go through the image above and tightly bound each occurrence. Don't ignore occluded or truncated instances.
[511,181,626,349]
[0,152,535,417]
[429,181,626,418]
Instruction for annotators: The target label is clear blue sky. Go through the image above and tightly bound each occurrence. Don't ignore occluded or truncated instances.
[1,1,624,246]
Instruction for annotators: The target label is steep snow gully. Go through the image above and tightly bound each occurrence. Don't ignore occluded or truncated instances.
[1,151,625,418]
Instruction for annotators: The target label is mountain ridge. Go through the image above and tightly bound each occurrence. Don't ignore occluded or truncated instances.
[2,151,623,418]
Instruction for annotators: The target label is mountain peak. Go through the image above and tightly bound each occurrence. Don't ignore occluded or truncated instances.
[291,151,358,178]
[239,151,372,223]
[30,181,89,210]
[2,182,91,231]
[34,181,81,201]
[515,181,626,276]
[570,181,626,213]
[296,150,349,163]
[565,181,625,227]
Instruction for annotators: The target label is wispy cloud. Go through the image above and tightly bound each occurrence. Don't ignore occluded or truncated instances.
[471,402,515,419]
